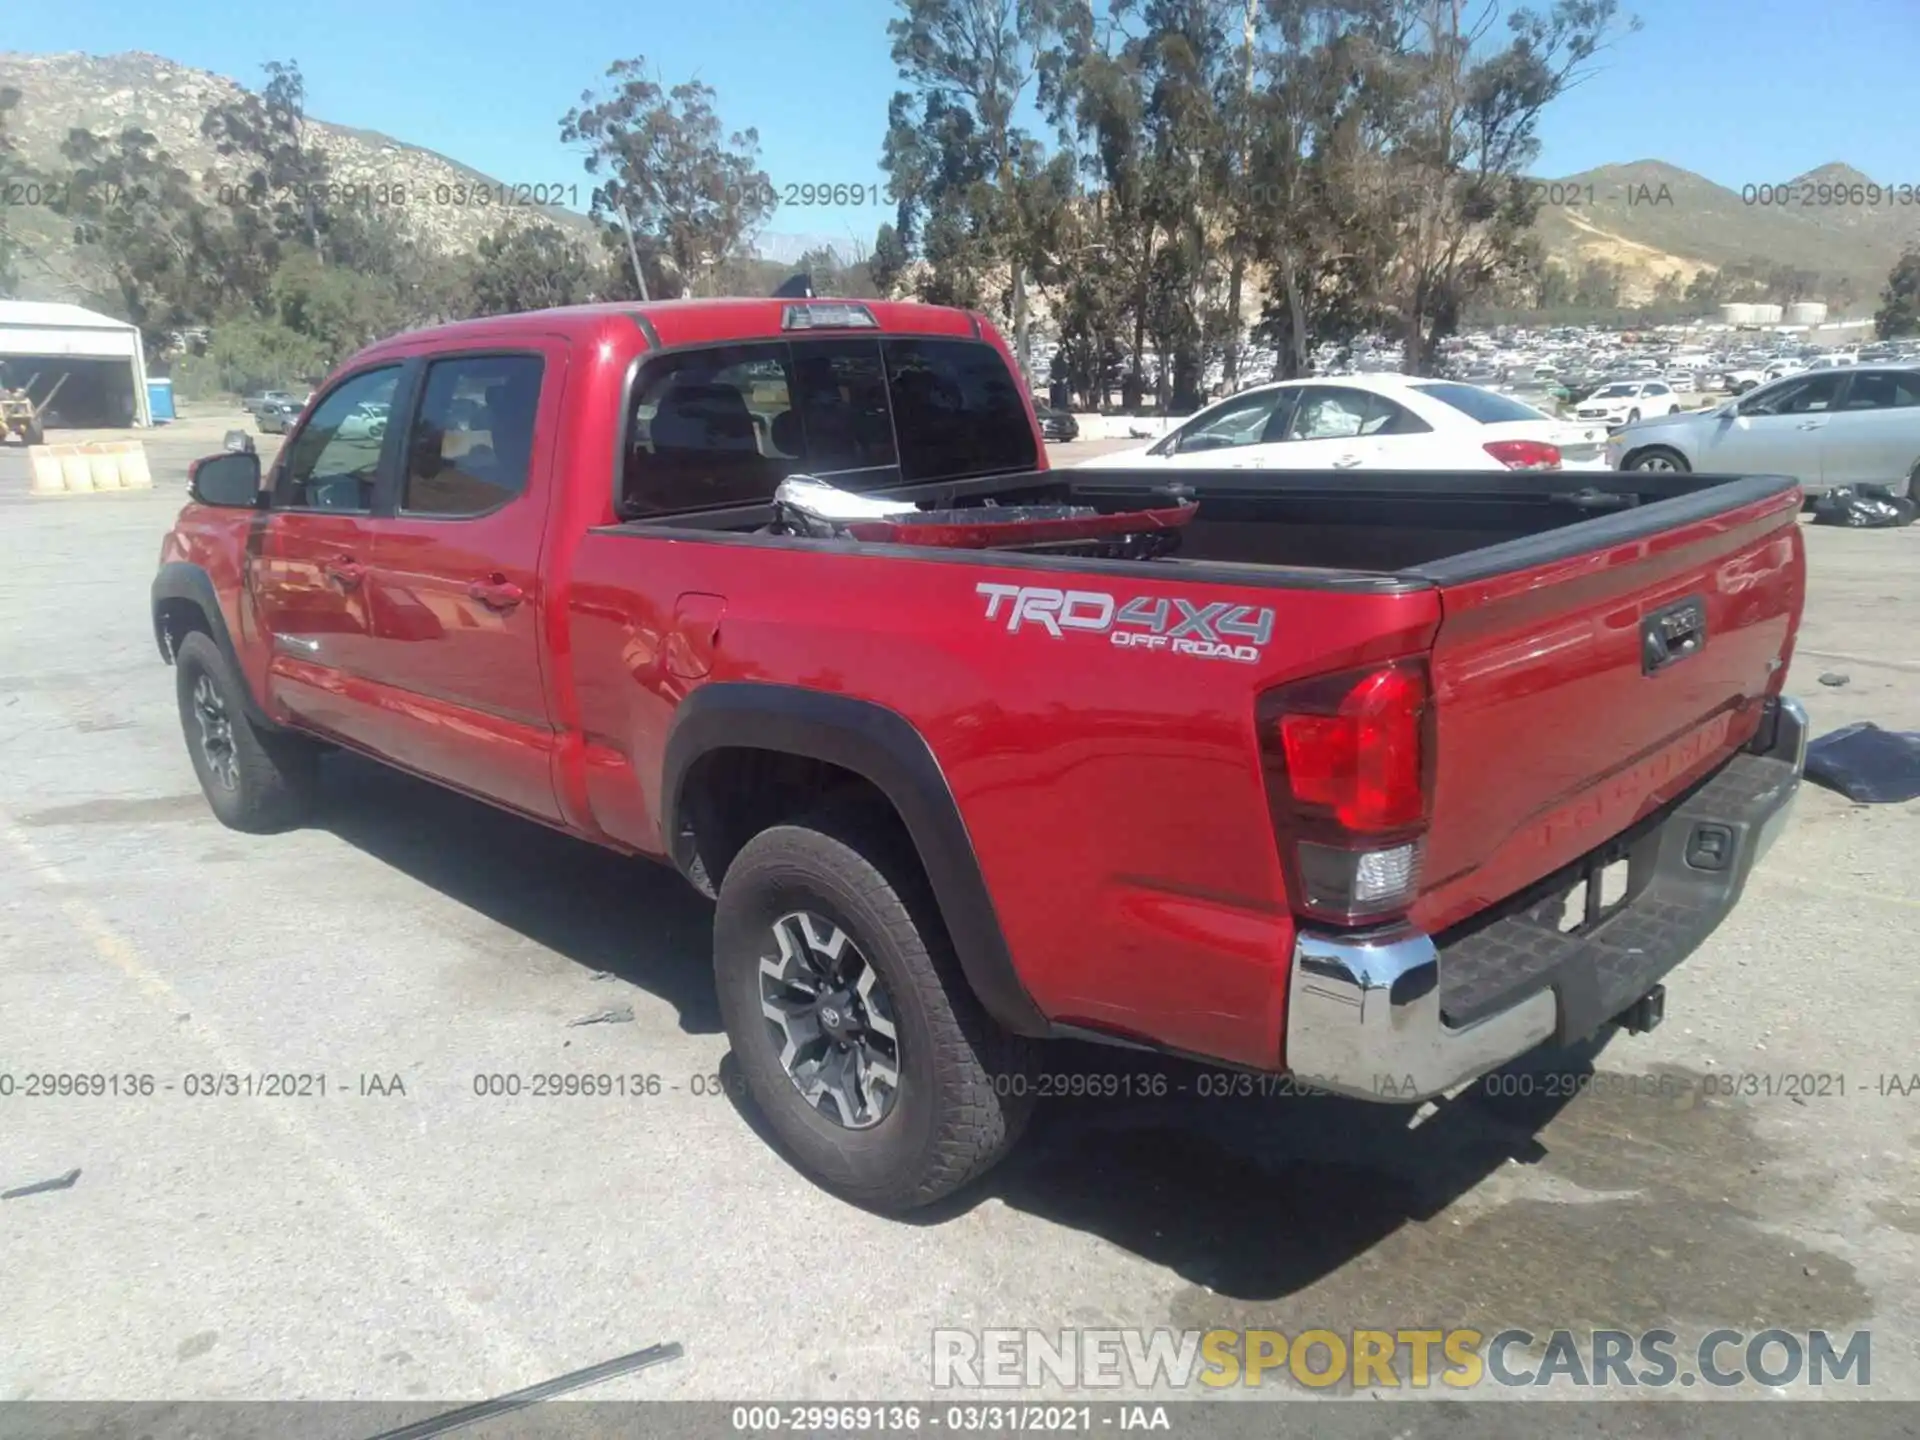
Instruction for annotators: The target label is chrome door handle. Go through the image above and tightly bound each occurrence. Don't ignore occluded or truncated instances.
[1796,420,1826,430]
[1331,454,1364,468]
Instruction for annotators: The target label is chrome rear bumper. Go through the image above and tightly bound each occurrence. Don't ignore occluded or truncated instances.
[1284,696,1807,1102]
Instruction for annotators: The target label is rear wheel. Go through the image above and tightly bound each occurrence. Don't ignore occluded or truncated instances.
[1625,446,1690,473]
[174,631,318,833]
[713,806,1034,1212]
[24,420,44,445]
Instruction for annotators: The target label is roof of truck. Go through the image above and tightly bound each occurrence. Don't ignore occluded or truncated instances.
[361,297,988,357]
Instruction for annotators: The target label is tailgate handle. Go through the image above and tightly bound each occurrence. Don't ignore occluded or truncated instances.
[1642,596,1707,675]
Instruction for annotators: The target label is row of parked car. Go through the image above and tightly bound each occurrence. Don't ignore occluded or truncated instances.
[1069,365,1920,497]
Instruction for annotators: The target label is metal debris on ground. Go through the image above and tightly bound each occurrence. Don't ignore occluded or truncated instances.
[1804,722,1920,803]
[3,1167,81,1200]
[567,1004,635,1027]
[361,1341,684,1440]
[1818,672,1850,687]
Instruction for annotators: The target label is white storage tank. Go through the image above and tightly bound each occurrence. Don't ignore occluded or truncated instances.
[1786,301,1828,326]
[1721,302,1754,326]
[1751,303,1783,324]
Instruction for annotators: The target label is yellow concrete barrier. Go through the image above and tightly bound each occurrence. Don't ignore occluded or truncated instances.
[26,440,154,494]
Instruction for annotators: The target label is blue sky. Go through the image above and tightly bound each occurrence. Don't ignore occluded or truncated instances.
[12,0,1918,247]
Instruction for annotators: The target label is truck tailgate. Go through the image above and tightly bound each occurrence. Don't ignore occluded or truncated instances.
[1407,477,1805,936]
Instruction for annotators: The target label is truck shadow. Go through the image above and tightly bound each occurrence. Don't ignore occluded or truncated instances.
[971,1041,1593,1301]
[314,751,723,1034]
[722,1025,1619,1303]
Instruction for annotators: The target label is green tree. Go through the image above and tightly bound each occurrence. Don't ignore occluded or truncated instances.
[469,219,602,316]
[868,221,910,296]
[0,86,29,294]
[1243,0,1404,380]
[1376,0,1636,373]
[561,58,775,298]
[201,60,332,264]
[50,125,221,353]
[885,0,1064,383]
[1876,246,1920,339]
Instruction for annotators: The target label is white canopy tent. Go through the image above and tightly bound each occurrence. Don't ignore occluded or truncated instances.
[0,300,152,429]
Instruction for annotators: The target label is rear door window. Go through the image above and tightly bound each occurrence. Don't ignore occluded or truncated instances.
[881,338,1037,482]
[1839,371,1920,410]
[1285,387,1371,440]
[401,355,545,517]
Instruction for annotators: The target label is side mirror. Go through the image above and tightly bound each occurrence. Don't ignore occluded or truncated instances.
[189,451,263,508]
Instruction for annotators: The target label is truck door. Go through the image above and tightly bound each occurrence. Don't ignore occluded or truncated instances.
[252,364,405,743]
[358,345,567,821]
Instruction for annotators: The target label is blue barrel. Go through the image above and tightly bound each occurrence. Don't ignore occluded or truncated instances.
[147,378,176,423]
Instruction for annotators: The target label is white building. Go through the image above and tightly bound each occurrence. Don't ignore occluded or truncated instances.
[0,300,152,428]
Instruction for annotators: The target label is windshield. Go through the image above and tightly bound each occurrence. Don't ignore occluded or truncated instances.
[1593,384,1637,398]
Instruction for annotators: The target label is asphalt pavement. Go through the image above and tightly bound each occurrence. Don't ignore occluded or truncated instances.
[2,415,1918,1430]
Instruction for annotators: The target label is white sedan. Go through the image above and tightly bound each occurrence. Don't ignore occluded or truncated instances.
[1073,374,1609,474]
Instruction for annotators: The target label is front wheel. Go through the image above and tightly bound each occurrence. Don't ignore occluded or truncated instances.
[174,631,318,833]
[1625,446,1690,473]
[1627,408,1641,423]
[713,807,1035,1212]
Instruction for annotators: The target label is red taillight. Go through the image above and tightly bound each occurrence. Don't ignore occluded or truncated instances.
[1279,667,1426,830]
[1483,439,1562,471]
[1259,660,1433,924]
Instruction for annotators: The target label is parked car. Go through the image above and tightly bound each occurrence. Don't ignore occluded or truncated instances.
[1034,405,1079,443]
[154,296,1808,1212]
[1571,380,1683,428]
[336,400,389,442]
[243,390,305,417]
[255,398,303,435]
[1072,374,1610,473]
[1607,364,1920,496]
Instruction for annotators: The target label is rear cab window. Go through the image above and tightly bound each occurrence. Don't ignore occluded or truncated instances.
[619,333,1036,519]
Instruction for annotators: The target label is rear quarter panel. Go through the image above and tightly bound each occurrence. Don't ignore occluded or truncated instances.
[565,536,1441,1067]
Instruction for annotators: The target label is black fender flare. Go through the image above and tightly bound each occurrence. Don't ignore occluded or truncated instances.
[151,562,274,727]
[662,683,1050,1038]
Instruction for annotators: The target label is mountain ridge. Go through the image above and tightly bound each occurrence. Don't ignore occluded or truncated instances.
[6,49,1916,311]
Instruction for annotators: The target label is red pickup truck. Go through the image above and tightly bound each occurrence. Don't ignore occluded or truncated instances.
[154,297,1809,1212]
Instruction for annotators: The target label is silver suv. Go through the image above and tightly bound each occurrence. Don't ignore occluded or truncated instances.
[1607,364,1920,496]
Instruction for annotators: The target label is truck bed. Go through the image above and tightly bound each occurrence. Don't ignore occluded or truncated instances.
[617,466,1798,585]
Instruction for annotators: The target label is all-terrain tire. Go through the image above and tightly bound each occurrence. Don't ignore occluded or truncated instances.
[174,631,318,833]
[713,806,1035,1212]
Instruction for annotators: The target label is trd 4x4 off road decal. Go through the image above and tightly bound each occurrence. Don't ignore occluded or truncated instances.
[975,582,1275,663]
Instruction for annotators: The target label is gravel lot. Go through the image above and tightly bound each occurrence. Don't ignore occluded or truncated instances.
[3,413,1918,1425]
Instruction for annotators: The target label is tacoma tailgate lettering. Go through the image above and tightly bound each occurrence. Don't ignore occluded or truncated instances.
[976,582,1273,663]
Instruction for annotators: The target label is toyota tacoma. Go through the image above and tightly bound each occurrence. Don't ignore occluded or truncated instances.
[153,296,1809,1211]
